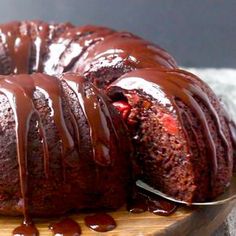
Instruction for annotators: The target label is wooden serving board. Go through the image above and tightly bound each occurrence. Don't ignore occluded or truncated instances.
[0,200,234,236]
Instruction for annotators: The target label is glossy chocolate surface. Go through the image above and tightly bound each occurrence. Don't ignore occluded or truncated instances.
[127,187,177,216]
[62,73,117,166]
[73,31,177,76]
[13,221,38,236]
[0,21,177,77]
[84,213,116,232]
[49,218,81,236]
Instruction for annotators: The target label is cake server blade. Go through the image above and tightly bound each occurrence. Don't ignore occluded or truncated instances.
[136,175,236,206]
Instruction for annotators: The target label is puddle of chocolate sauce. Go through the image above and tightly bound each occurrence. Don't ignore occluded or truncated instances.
[49,218,81,236]
[127,187,177,216]
[13,221,39,236]
[13,188,177,235]
[84,213,116,232]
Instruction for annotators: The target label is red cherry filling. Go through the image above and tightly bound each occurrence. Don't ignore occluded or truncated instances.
[112,98,179,136]
[112,101,131,121]
[159,113,179,135]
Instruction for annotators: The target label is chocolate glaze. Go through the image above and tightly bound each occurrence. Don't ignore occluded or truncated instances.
[0,20,177,95]
[73,31,177,76]
[32,73,78,180]
[0,74,45,220]
[221,100,236,156]
[27,21,51,73]
[0,21,176,77]
[108,68,232,189]
[229,121,236,151]
[13,220,38,236]
[0,29,12,74]
[0,22,31,74]
[147,195,177,216]
[84,213,116,232]
[222,107,236,168]
[62,73,117,166]
[127,190,148,213]
[49,218,81,236]
[0,21,73,75]
[44,25,114,75]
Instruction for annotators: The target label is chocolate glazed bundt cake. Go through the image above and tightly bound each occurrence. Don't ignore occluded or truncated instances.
[0,20,176,217]
[0,20,234,226]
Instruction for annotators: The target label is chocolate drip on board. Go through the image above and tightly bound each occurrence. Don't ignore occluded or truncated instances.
[84,213,116,232]
[127,186,177,216]
[13,221,39,236]
[49,218,81,236]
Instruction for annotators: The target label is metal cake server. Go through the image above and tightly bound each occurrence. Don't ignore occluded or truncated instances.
[136,175,236,206]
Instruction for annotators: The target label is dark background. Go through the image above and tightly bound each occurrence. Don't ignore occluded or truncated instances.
[0,0,235,68]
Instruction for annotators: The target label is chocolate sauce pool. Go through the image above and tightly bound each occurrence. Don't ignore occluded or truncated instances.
[13,221,38,236]
[84,213,116,232]
[49,218,81,236]
[127,188,177,216]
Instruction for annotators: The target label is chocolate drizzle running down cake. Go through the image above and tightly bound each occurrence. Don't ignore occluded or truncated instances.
[0,73,131,220]
[0,20,234,235]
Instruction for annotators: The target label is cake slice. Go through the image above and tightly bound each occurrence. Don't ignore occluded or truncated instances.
[107,68,233,202]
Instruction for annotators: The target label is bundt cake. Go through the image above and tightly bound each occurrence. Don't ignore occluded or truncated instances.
[0,20,234,226]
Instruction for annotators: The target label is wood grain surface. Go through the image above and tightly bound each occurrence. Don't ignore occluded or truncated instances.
[0,201,234,236]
